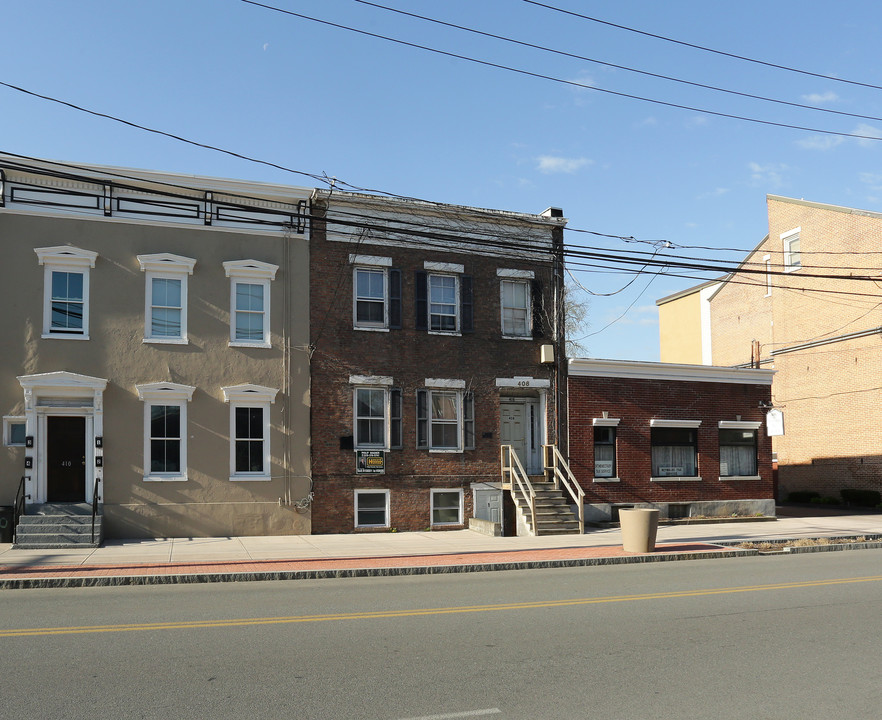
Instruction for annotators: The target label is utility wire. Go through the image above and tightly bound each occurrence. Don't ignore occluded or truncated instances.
[354,0,882,125]
[523,0,882,93]
[242,1,882,143]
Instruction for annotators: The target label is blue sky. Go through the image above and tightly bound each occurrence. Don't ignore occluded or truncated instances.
[4,0,882,360]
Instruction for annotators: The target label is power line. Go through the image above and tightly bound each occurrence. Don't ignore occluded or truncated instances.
[242,0,882,143]
[522,0,882,93]
[354,0,882,125]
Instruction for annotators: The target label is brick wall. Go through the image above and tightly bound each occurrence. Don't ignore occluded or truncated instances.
[309,201,562,533]
[568,375,774,505]
[711,196,882,500]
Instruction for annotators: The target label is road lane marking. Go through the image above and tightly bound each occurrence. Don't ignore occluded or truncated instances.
[3,574,881,638]
[397,710,501,719]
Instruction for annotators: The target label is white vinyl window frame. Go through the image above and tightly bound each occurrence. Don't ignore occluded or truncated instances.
[136,382,196,482]
[350,375,394,451]
[350,254,393,331]
[223,260,278,348]
[428,273,460,334]
[138,253,196,344]
[222,384,278,481]
[782,228,801,273]
[592,417,621,482]
[431,488,464,526]
[498,269,534,339]
[417,379,470,453]
[354,488,390,529]
[718,420,762,481]
[3,416,26,446]
[35,246,97,340]
[649,419,702,482]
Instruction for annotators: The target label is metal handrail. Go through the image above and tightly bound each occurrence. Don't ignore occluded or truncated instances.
[543,444,585,534]
[500,445,537,535]
[90,477,100,544]
[13,476,28,544]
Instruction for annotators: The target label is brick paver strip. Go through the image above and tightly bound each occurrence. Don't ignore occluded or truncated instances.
[0,542,731,581]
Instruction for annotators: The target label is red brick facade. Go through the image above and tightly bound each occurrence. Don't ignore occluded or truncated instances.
[309,193,566,533]
[568,360,775,519]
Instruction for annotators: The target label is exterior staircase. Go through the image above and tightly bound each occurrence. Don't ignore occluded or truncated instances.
[13,503,103,549]
[513,478,582,535]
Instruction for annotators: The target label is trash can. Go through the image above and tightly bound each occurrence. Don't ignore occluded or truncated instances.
[0,506,13,544]
[619,508,659,553]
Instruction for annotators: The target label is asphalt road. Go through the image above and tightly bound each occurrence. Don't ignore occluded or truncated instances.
[2,551,881,719]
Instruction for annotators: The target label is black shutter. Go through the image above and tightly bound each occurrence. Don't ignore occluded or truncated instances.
[460,275,474,333]
[531,279,545,338]
[415,271,428,330]
[389,269,402,329]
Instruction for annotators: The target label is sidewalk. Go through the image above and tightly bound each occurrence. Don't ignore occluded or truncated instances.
[2,508,881,589]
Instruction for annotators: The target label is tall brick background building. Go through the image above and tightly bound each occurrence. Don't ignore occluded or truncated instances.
[568,359,775,521]
[308,190,567,533]
[659,194,882,502]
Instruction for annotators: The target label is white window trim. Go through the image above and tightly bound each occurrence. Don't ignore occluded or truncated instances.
[223,260,278,349]
[354,489,390,529]
[353,385,392,451]
[650,419,701,482]
[650,419,701,428]
[222,384,277,482]
[424,261,464,273]
[35,246,97,340]
[427,272,461,336]
[500,278,532,339]
[419,384,467,453]
[352,266,389,331]
[349,254,391,267]
[592,417,621,427]
[431,488,464,526]
[138,253,196,344]
[136,382,195,482]
[3,416,26,446]
[718,421,761,481]
[782,227,801,273]
[497,268,535,279]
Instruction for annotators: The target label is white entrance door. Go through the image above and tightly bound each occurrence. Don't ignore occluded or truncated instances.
[501,402,530,472]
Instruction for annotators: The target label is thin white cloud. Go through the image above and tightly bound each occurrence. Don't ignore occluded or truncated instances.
[853,123,882,147]
[698,187,730,200]
[802,91,838,104]
[748,162,791,189]
[262,43,269,51]
[798,124,881,150]
[859,172,882,192]
[536,156,592,174]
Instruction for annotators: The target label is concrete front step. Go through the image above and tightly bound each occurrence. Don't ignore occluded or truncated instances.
[13,504,103,549]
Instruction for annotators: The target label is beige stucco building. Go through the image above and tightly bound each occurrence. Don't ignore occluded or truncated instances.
[1,157,312,539]
[658,194,882,501]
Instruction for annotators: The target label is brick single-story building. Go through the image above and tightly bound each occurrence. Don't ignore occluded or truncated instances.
[567,358,776,522]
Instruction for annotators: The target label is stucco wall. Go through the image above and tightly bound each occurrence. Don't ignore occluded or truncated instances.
[0,210,311,537]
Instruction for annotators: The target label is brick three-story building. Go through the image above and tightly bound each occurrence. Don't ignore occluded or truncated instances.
[308,190,567,533]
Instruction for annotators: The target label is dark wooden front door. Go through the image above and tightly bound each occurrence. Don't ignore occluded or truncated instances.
[47,416,86,502]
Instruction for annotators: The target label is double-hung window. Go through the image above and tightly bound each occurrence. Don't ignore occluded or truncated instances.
[650,419,701,480]
[719,421,761,478]
[431,488,463,526]
[416,380,474,452]
[350,255,401,331]
[136,382,195,481]
[351,376,402,450]
[138,254,196,344]
[355,489,390,528]
[223,260,278,348]
[593,417,620,480]
[782,228,801,272]
[35,246,97,339]
[416,263,473,334]
[222,384,278,481]
[498,269,534,338]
